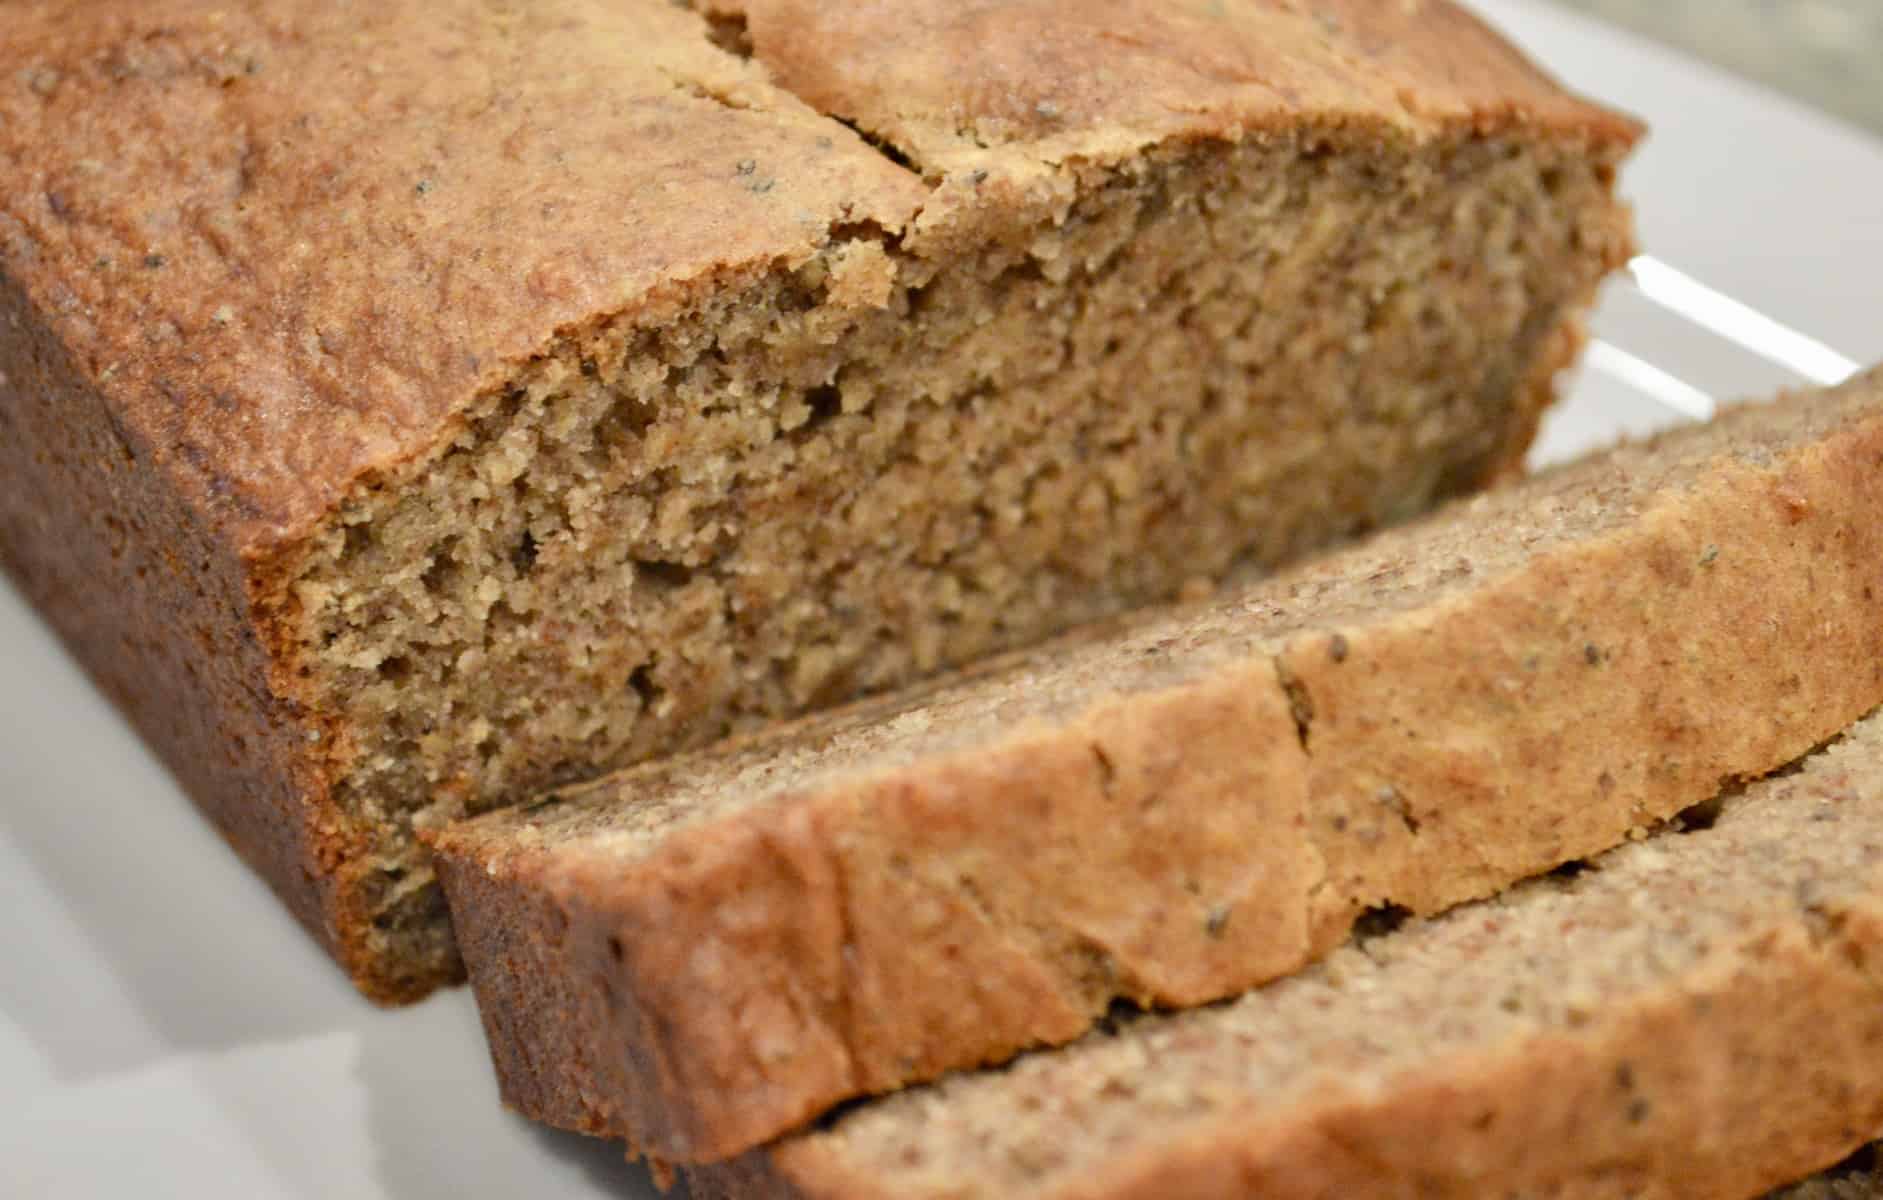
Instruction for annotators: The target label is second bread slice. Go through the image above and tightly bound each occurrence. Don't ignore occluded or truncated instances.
[695,691,1883,1200]
[434,368,1883,1164]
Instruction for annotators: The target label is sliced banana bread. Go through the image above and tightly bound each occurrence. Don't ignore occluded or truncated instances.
[693,704,1883,1200]
[433,367,1883,1163]
[0,0,1636,1002]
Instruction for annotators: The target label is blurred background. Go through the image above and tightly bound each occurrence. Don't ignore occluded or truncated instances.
[1552,0,1883,134]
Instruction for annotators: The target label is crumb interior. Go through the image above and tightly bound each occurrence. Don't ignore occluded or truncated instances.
[477,368,1866,865]
[288,126,1628,992]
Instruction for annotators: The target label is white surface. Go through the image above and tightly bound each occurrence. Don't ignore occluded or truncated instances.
[6,3,1883,1197]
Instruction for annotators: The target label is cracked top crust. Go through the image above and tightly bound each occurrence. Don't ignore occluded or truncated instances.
[703,0,1643,176]
[0,0,925,554]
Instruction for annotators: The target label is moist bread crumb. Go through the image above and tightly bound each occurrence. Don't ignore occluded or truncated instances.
[434,367,1883,1164]
[0,0,1636,1000]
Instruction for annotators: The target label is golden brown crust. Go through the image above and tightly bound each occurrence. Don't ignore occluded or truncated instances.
[442,668,1313,1159]
[429,842,653,1139]
[1065,915,1883,1200]
[710,719,1883,1200]
[711,0,1642,177]
[0,265,345,967]
[436,369,1883,1161]
[0,0,922,550]
[1290,401,1883,935]
[763,903,1883,1200]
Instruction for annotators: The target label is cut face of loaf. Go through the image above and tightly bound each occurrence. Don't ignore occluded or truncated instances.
[0,0,1636,1000]
[432,368,1883,1163]
[694,705,1883,1200]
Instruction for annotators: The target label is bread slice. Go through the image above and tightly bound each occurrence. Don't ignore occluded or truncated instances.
[432,367,1883,1163]
[0,0,1635,1001]
[691,705,1883,1200]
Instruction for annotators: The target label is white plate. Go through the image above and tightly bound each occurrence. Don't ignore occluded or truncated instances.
[6,3,1883,1197]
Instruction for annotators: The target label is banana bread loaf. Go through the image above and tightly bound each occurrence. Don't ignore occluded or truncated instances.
[0,0,1636,1001]
[693,703,1883,1200]
[433,367,1883,1164]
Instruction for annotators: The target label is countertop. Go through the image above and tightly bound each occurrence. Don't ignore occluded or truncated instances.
[1552,0,1883,134]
